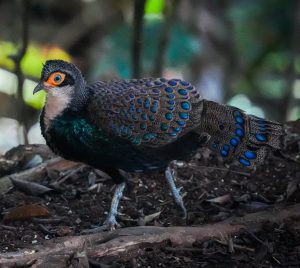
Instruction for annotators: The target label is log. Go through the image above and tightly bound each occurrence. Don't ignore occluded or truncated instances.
[1,203,300,267]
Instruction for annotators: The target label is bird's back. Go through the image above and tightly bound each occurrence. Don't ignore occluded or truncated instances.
[86,78,204,148]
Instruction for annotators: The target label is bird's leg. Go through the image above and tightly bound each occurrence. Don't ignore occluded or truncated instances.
[81,181,126,234]
[103,181,126,229]
[165,166,187,219]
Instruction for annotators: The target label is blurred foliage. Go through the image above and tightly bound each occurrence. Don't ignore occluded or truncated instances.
[0,41,71,109]
[90,17,200,79]
[145,0,164,15]
[228,0,298,99]
[0,42,71,78]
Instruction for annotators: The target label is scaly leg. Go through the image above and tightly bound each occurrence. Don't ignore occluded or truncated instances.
[103,181,126,229]
[82,182,126,234]
[165,166,187,219]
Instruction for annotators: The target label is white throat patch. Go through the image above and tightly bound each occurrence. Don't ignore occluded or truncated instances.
[43,85,73,131]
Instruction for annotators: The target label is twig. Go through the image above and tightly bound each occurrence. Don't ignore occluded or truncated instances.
[131,0,146,78]
[51,165,83,187]
[11,0,31,144]
[214,239,255,252]
[15,0,30,138]
[152,0,180,77]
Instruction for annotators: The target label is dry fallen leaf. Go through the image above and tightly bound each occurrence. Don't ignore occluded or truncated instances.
[10,177,53,196]
[3,204,50,221]
[206,194,232,205]
[47,159,82,172]
[144,211,161,224]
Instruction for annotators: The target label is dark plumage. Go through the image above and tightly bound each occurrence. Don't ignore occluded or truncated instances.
[34,60,284,230]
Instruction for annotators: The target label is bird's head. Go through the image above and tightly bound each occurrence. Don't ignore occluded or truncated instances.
[33,60,85,95]
[34,60,87,112]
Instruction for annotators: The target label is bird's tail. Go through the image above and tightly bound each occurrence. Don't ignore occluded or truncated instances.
[196,100,284,168]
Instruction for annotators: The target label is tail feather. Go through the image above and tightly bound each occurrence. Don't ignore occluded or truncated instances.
[197,100,284,168]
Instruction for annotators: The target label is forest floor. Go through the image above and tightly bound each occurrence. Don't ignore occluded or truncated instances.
[0,141,300,267]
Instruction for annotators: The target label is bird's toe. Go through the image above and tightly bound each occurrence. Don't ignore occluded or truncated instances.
[81,215,120,234]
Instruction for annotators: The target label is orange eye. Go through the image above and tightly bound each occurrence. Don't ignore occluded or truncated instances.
[46,72,66,86]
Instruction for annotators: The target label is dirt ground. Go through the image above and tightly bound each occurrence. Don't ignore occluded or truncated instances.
[1,143,300,267]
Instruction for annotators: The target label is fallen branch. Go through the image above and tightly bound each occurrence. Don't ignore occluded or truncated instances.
[1,203,300,267]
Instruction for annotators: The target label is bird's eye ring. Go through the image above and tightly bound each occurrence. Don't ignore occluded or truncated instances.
[46,72,66,86]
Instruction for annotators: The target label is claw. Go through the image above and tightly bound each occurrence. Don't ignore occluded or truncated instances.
[81,215,120,234]
[103,214,120,230]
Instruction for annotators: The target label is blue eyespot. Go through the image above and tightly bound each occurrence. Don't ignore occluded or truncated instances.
[235,128,244,137]
[169,132,177,137]
[180,81,189,86]
[179,112,189,120]
[141,113,147,120]
[230,137,239,146]
[140,123,147,130]
[255,133,267,142]
[149,114,155,121]
[144,99,150,109]
[168,80,177,86]
[181,101,190,110]
[233,110,242,117]
[132,136,142,145]
[244,151,256,159]
[160,123,168,131]
[165,87,173,93]
[239,157,251,166]
[223,144,230,151]
[150,106,158,113]
[177,120,185,126]
[220,149,229,157]
[143,133,151,140]
[173,127,182,133]
[235,116,244,124]
[178,89,187,95]
[165,113,173,120]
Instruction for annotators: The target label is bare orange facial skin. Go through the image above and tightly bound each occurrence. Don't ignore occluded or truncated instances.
[45,72,66,86]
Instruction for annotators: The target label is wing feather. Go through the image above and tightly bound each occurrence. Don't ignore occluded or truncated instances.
[87,78,203,147]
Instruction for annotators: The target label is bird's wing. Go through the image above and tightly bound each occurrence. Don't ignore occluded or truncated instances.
[87,78,203,148]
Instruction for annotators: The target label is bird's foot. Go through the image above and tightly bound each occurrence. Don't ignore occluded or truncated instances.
[165,167,187,219]
[81,182,126,234]
[81,214,120,234]
[172,186,187,220]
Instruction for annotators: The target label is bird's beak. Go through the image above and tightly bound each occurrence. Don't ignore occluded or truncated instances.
[33,82,44,94]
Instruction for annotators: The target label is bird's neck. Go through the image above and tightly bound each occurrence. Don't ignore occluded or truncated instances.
[43,89,72,132]
[43,83,89,132]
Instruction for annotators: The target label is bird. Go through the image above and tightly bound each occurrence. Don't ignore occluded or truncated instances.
[33,59,284,232]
